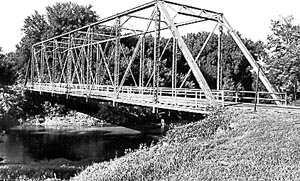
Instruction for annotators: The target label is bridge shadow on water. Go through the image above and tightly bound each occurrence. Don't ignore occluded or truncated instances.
[0,91,206,179]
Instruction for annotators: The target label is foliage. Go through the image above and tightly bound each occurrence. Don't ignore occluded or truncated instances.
[0,86,68,131]
[0,47,4,60]
[46,2,98,37]
[266,15,300,99]
[15,11,49,80]
[14,2,98,82]
[0,86,29,130]
[120,31,264,91]
[0,158,80,180]
[123,32,265,91]
[20,11,49,50]
[0,50,17,86]
[161,108,231,144]
[181,32,265,91]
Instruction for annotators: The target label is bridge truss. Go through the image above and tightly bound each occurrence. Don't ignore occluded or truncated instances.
[25,0,281,113]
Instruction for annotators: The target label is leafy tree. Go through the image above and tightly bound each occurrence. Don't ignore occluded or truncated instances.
[178,32,264,91]
[0,49,17,86]
[119,31,264,91]
[0,47,4,60]
[16,11,49,79]
[265,15,300,100]
[46,2,98,37]
[20,11,49,50]
[221,35,266,91]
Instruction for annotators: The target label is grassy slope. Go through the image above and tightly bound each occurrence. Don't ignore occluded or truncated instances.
[71,108,300,181]
[0,159,80,181]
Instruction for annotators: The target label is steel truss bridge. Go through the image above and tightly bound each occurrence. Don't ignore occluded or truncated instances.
[24,0,294,113]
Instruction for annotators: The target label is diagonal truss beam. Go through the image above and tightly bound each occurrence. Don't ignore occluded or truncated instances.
[179,23,219,88]
[221,16,280,105]
[158,1,216,106]
[99,45,114,85]
[117,7,156,93]
[120,45,138,86]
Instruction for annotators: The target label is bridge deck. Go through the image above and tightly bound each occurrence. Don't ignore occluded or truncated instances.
[25,83,300,114]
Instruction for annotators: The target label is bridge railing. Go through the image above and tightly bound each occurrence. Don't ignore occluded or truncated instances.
[27,83,288,107]
[222,90,287,106]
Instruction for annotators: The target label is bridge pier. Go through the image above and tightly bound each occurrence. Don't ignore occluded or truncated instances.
[152,106,158,114]
[112,101,118,107]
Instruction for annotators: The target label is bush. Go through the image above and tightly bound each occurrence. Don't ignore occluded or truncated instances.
[161,107,231,144]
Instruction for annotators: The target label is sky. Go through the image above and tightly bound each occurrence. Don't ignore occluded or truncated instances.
[0,0,299,53]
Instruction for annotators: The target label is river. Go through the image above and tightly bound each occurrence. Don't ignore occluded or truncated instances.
[0,123,165,165]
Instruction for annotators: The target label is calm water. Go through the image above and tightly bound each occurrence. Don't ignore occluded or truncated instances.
[0,123,165,164]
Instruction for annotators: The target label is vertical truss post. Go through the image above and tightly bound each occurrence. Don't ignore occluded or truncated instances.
[114,17,120,96]
[153,6,161,103]
[52,42,56,83]
[172,38,178,96]
[50,44,55,93]
[40,45,44,83]
[217,25,223,90]
[86,34,89,86]
[139,36,145,88]
[55,40,61,83]
[86,29,91,86]
[96,44,100,85]
[67,34,72,85]
[33,48,41,83]
[158,1,216,106]
[66,34,72,98]
[31,48,34,85]
[80,47,85,85]
[24,53,31,87]
[89,31,93,85]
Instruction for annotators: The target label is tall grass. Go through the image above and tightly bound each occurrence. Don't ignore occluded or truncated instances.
[71,108,232,180]
[71,109,300,181]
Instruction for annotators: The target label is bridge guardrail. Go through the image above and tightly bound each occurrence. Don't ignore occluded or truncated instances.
[27,83,288,107]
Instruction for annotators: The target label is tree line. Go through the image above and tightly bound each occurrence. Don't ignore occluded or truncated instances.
[0,2,299,101]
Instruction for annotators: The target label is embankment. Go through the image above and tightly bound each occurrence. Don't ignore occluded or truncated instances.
[71,109,300,181]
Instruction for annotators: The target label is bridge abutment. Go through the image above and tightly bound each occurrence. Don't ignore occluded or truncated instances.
[152,106,157,114]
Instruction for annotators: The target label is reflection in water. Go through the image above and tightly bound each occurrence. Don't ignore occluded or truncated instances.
[0,123,163,164]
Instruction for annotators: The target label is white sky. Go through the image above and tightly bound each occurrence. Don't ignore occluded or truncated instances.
[0,0,299,53]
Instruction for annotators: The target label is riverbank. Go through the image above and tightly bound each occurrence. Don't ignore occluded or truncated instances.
[24,110,105,127]
[0,86,106,130]
[0,86,106,180]
[70,108,300,181]
[0,86,24,130]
